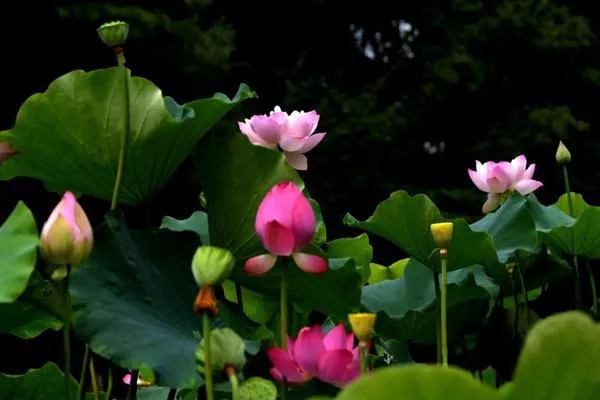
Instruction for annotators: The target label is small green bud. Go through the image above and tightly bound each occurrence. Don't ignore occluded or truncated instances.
[191,246,235,286]
[555,140,571,165]
[196,328,247,375]
[97,21,130,48]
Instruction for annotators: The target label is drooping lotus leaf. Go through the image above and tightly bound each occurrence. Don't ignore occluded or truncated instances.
[0,67,255,205]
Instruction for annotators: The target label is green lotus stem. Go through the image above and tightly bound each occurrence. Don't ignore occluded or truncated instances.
[433,268,442,364]
[280,260,289,400]
[515,263,530,329]
[359,343,368,374]
[105,367,113,400]
[584,259,598,318]
[235,283,244,312]
[77,345,90,400]
[226,367,240,400]
[440,252,448,367]
[510,271,519,339]
[562,165,582,309]
[126,370,139,400]
[62,264,73,400]
[167,388,177,400]
[89,357,100,400]
[110,64,131,211]
[203,312,214,400]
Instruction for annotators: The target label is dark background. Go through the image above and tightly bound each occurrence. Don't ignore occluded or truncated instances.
[0,0,598,394]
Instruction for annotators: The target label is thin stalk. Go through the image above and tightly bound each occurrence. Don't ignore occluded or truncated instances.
[226,367,240,400]
[515,263,530,329]
[511,272,519,339]
[167,388,177,400]
[359,343,368,374]
[126,370,139,400]
[280,261,289,400]
[235,283,244,313]
[433,268,442,364]
[62,265,73,400]
[440,253,449,367]
[584,259,598,319]
[77,345,90,400]
[105,367,113,400]
[110,63,131,210]
[89,358,100,400]
[203,312,214,400]
[562,165,582,309]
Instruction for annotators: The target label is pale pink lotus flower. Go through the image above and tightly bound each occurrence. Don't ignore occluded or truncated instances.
[0,142,16,163]
[123,373,153,386]
[40,191,94,266]
[245,182,328,275]
[468,154,543,213]
[268,324,360,388]
[238,106,326,170]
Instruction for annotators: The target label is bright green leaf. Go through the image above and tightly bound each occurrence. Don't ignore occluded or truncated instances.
[0,201,39,303]
[326,234,373,283]
[0,67,255,205]
[367,259,409,285]
[554,192,591,218]
[540,206,600,258]
[0,300,61,339]
[160,211,210,245]
[335,364,499,400]
[309,197,327,245]
[222,280,277,324]
[71,213,203,388]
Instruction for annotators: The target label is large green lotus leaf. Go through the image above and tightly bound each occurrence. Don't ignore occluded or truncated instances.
[0,362,106,399]
[160,211,210,245]
[335,364,499,400]
[554,192,591,218]
[0,201,39,303]
[325,234,373,283]
[71,213,204,388]
[540,206,600,258]
[196,132,362,316]
[0,67,255,205]
[0,300,61,339]
[344,191,507,279]
[522,193,574,231]
[362,260,498,344]
[508,311,600,400]
[368,259,409,285]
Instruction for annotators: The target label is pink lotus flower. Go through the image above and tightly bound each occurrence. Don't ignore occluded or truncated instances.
[468,155,543,213]
[40,191,94,266]
[268,324,360,388]
[0,142,16,163]
[123,373,153,386]
[245,182,328,275]
[238,106,326,170]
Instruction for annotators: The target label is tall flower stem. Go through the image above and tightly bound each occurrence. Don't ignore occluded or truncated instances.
[110,55,131,211]
[280,261,289,400]
[515,263,530,329]
[77,345,90,400]
[584,259,598,319]
[62,264,73,400]
[203,312,214,400]
[226,366,240,400]
[105,367,113,400]
[433,268,442,364]
[359,343,369,373]
[126,370,139,400]
[562,165,582,309]
[89,357,100,400]
[440,251,449,367]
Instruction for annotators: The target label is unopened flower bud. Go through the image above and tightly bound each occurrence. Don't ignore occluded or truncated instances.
[196,328,247,375]
[97,21,130,48]
[348,313,377,344]
[0,142,16,163]
[40,192,93,267]
[555,141,571,165]
[191,246,235,287]
[430,222,453,249]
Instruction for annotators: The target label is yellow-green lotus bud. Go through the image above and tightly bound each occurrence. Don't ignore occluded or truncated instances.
[191,246,235,286]
[97,21,130,48]
[430,222,453,249]
[555,140,571,165]
[196,328,247,375]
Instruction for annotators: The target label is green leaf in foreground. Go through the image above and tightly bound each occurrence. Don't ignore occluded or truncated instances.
[362,260,498,344]
[0,67,255,205]
[509,311,600,400]
[0,300,61,339]
[0,201,39,303]
[0,362,106,399]
[71,213,203,388]
[335,364,499,400]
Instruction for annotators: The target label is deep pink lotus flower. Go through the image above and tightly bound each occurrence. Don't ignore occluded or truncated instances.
[245,182,328,275]
[468,155,543,213]
[238,106,326,170]
[0,142,16,163]
[268,324,360,388]
[40,191,94,266]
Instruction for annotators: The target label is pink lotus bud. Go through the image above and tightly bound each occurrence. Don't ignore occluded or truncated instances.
[238,106,326,171]
[267,324,359,388]
[40,192,93,267]
[245,182,327,275]
[468,155,543,213]
[0,142,16,163]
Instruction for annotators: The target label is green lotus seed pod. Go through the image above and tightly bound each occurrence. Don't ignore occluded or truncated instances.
[240,377,277,400]
[97,21,130,48]
[191,246,235,286]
